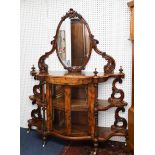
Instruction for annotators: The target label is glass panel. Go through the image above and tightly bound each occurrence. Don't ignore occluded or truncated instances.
[71,111,88,134]
[51,84,89,135]
[52,85,66,134]
[70,85,89,135]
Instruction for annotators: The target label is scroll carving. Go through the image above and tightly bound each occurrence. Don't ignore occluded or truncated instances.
[113,107,127,129]
[93,42,116,74]
[38,40,56,74]
[33,82,42,98]
[28,66,46,132]
[109,77,127,130]
[108,78,124,103]
[31,107,42,119]
[29,81,42,105]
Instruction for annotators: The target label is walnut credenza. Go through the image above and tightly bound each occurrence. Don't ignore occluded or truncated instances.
[27,9,128,154]
[28,70,128,154]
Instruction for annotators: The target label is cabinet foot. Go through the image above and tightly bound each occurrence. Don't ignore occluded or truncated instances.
[125,131,128,146]
[93,139,98,155]
[27,123,32,133]
[42,142,45,147]
[42,136,47,147]
[27,128,30,133]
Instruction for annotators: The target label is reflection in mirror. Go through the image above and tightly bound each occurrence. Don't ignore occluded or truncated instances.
[57,18,91,68]
[57,18,71,67]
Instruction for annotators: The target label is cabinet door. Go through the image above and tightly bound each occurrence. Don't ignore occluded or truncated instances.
[51,84,90,136]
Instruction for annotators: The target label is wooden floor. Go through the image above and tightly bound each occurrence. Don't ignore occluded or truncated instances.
[59,140,133,155]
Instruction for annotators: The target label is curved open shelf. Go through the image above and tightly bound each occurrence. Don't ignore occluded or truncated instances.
[98,127,127,142]
[97,99,127,111]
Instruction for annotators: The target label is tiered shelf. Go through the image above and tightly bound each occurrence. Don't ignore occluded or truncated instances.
[98,127,126,142]
[97,99,127,111]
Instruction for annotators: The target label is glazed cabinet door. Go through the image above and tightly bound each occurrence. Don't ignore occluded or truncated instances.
[47,84,94,137]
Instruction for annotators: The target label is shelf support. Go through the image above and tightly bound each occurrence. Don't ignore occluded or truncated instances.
[27,71,43,132]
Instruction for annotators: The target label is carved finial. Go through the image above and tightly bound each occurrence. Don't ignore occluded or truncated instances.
[32,65,35,71]
[68,8,75,14]
[30,65,37,76]
[70,8,73,11]
[93,68,98,76]
[119,66,123,74]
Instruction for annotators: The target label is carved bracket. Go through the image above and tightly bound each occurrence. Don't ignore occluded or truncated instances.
[93,41,116,74]
[38,41,56,74]
[109,78,124,103]
[113,107,127,129]
[31,107,42,119]
[107,75,128,109]
[33,82,42,99]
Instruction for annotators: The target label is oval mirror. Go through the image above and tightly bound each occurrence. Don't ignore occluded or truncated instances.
[56,9,92,72]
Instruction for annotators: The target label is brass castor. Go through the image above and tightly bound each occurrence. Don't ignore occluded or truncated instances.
[27,128,30,133]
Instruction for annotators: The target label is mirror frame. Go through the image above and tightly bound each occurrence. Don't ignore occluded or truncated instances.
[38,8,116,74]
[55,9,93,72]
